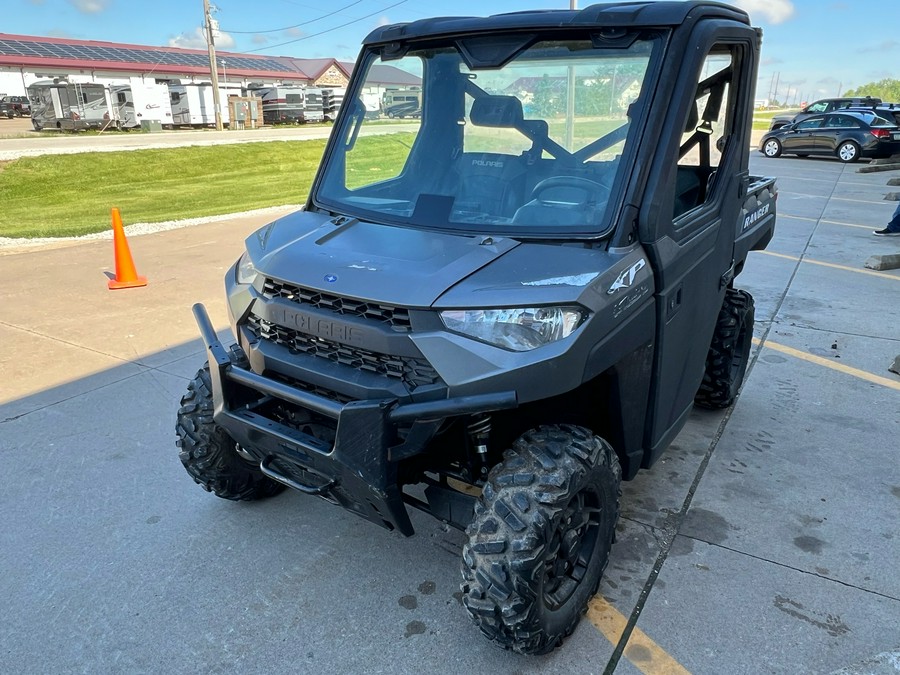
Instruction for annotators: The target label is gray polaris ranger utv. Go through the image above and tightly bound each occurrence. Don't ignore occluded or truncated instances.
[177,1,777,655]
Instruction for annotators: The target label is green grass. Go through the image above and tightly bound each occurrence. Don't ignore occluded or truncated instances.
[751,108,800,130]
[0,141,334,238]
[0,133,441,238]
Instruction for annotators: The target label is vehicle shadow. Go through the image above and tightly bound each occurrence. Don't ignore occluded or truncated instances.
[2,335,708,672]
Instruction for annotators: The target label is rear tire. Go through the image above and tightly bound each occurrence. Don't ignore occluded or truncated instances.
[176,364,284,501]
[837,141,860,163]
[695,288,755,409]
[461,425,621,655]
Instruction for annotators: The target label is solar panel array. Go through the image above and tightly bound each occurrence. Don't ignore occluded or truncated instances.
[0,38,291,72]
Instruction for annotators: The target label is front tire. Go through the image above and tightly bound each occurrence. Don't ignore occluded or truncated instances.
[695,288,755,409]
[837,140,860,163]
[176,364,285,501]
[762,138,782,158]
[461,425,622,655]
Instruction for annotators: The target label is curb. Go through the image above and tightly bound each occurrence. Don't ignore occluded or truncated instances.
[865,254,900,271]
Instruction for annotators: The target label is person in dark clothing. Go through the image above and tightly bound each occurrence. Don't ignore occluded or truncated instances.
[874,200,900,236]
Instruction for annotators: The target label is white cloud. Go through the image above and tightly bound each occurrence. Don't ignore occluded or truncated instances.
[168,26,235,50]
[732,0,795,25]
[251,34,269,45]
[68,0,111,13]
[377,16,391,27]
[858,40,900,54]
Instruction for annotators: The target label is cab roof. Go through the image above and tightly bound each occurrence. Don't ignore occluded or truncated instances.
[364,1,750,45]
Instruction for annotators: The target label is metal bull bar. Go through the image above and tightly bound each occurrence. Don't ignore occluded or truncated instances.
[191,303,518,535]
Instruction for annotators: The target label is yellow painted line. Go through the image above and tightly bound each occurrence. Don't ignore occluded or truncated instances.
[818,219,874,231]
[587,596,691,675]
[774,215,885,230]
[754,338,900,391]
[759,250,900,281]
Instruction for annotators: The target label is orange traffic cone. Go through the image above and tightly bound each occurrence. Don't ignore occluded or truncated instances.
[107,207,147,290]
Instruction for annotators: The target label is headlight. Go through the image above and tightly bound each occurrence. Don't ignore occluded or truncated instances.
[440,307,584,352]
[236,251,259,286]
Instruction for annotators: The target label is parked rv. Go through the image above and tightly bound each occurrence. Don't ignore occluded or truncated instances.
[322,88,345,122]
[110,81,173,129]
[28,80,115,131]
[382,88,421,118]
[169,83,231,127]
[248,85,324,124]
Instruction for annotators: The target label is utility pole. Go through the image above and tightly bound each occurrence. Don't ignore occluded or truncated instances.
[565,0,577,150]
[203,0,224,131]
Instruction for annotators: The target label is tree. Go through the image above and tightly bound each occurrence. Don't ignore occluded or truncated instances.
[531,74,564,118]
[844,78,900,102]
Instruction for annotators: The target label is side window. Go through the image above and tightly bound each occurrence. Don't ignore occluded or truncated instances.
[807,102,828,113]
[825,115,852,128]
[796,118,822,130]
[343,56,423,190]
[673,45,737,219]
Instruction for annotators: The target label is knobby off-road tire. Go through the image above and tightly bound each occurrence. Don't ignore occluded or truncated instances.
[176,364,284,501]
[694,288,755,409]
[461,425,622,655]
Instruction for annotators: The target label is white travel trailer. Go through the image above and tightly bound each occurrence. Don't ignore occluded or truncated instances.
[28,80,115,131]
[361,92,381,119]
[322,87,345,121]
[168,83,231,127]
[110,81,173,129]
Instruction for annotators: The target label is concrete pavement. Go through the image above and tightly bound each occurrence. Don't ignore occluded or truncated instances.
[0,154,898,673]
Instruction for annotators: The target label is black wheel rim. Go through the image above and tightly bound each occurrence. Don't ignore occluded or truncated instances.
[542,487,602,610]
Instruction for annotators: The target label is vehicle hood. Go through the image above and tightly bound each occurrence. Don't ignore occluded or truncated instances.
[245,209,521,307]
[435,243,653,314]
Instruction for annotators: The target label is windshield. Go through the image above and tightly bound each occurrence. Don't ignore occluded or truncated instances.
[315,32,661,237]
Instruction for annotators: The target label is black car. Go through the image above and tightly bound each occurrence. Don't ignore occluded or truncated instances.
[768,96,882,130]
[759,110,900,163]
[845,103,900,126]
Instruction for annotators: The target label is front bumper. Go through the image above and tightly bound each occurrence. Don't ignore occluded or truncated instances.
[193,303,516,535]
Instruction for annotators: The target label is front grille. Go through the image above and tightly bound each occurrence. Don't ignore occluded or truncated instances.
[268,371,354,405]
[262,278,411,330]
[247,314,440,390]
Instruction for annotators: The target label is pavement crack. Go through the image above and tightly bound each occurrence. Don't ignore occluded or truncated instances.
[0,370,149,426]
[771,319,900,343]
[678,533,900,603]
[0,320,132,364]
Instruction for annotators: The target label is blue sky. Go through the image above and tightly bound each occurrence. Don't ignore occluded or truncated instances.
[5,0,899,102]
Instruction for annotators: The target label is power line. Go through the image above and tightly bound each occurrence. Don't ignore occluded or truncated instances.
[241,0,408,54]
[221,0,365,35]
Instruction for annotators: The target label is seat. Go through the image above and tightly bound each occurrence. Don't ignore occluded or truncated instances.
[455,152,528,217]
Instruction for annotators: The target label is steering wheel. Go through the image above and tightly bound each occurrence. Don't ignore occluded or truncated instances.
[530,176,610,205]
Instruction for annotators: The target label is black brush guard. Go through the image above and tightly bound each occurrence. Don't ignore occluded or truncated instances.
[193,303,517,535]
